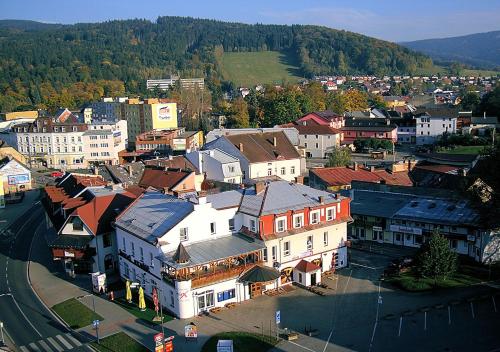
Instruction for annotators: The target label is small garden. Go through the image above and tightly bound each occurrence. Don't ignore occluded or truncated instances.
[90,332,148,352]
[201,332,278,352]
[384,230,499,292]
[435,133,493,155]
[52,298,103,329]
[112,290,174,325]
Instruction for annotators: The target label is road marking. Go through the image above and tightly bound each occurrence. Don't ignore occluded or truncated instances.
[0,293,11,297]
[350,262,384,270]
[38,340,55,352]
[55,335,73,350]
[448,306,452,325]
[322,330,333,352]
[424,311,427,331]
[46,337,64,352]
[398,316,402,337]
[368,280,382,352]
[29,342,42,351]
[65,333,82,347]
[287,340,318,352]
[470,302,475,319]
[19,346,30,352]
[9,294,43,337]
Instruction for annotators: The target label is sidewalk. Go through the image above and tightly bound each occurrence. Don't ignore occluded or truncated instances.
[29,218,229,352]
[0,189,40,232]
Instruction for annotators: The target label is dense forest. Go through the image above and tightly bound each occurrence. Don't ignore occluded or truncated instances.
[0,17,434,112]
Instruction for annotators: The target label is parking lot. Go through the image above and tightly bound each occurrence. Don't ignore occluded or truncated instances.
[177,248,500,352]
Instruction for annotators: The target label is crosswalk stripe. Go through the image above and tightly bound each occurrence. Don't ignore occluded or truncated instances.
[55,335,72,350]
[38,340,55,352]
[28,342,41,352]
[46,337,64,352]
[64,333,82,347]
[19,346,30,352]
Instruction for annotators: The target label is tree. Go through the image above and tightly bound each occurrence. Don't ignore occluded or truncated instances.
[460,91,480,112]
[416,230,458,282]
[326,147,351,167]
[343,90,369,112]
[228,97,250,128]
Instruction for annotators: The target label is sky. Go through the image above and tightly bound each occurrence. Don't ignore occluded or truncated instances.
[1,0,500,42]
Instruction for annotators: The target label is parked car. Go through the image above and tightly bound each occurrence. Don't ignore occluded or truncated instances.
[50,171,64,178]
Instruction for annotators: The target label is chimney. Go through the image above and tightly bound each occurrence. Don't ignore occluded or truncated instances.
[273,137,277,147]
[255,182,266,194]
[459,168,467,177]
[94,167,99,176]
[128,165,133,177]
[168,154,173,160]
[239,143,244,152]
[353,162,358,171]
[295,176,304,184]
[319,195,325,204]
[386,119,390,125]
[370,166,375,173]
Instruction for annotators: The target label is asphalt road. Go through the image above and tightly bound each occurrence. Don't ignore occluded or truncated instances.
[0,202,91,351]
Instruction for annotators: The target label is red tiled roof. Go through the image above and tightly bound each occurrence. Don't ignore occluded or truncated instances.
[138,168,191,191]
[226,132,300,163]
[413,164,460,174]
[71,192,137,235]
[295,259,321,273]
[311,167,382,186]
[311,167,412,187]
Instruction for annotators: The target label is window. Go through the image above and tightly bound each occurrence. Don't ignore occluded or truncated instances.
[263,248,268,261]
[272,245,277,261]
[150,252,154,267]
[450,239,458,249]
[323,231,329,246]
[326,207,335,221]
[131,242,135,257]
[276,217,286,233]
[305,142,308,148]
[280,167,286,175]
[170,290,175,308]
[267,168,272,176]
[315,143,319,148]
[180,227,189,241]
[228,165,235,173]
[283,241,291,256]
[293,214,303,228]
[197,291,214,310]
[228,219,235,231]
[298,273,303,283]
[72,217,83,231]
[217,289,235,302]
[139,247,144,262]
[250,219,256,232]
[395,233,401,242]
[290,166,295,175]
[103,233,112,248]
[307,235,313,250]
[210,222,216,235]
[310,211,320,224]
[122,237,126,251]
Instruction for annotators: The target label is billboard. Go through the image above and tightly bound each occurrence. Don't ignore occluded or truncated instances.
[8,174,30,185]
[153,103,178,129]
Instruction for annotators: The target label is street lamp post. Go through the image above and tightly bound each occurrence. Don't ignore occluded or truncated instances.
[92,296,100,344]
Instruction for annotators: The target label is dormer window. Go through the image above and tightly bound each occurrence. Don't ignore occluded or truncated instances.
[310,210,320,225]
[72,217,83,231]
[276,217,286,233]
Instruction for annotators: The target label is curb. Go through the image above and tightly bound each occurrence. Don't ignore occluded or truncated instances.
[27,220,96,349]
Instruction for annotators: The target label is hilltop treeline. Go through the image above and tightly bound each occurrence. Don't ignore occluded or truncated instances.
[0,17,433,112]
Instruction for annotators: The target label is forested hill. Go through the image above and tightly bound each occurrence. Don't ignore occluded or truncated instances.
[401,31,500,69]
[0,17,433,112]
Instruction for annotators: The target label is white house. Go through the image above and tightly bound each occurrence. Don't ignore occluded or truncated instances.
[291,124,343,158]
[83,120,127,165]
[185,149,243,184]
[203,131,302,182]
[415,114,457,145]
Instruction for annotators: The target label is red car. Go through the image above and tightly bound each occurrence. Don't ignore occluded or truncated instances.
[51,171,64,178]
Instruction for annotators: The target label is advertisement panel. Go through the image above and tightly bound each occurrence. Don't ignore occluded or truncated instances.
[153,103,178,129]
[389,224,422,235]
[8,174,30,185]
[154,333,164,352]
[185,323,198,338]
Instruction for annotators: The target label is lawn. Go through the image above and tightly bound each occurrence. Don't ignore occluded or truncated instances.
[114,296,173,325]
[91,332,148,352]
[386,269,483,292]
[201,332,278,352]
[219,51,303,87]
[437,145,486,155]
[52,298,103,329]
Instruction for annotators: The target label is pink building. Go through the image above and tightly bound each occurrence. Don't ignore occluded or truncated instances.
[342,118,398,144]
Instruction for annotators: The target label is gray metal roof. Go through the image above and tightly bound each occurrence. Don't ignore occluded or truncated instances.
[160,233,265,269]
[349,190,415,218]
[239,181,342,216]
[206,190,243,209]
[115,190,194,244]
[393,198,480,226]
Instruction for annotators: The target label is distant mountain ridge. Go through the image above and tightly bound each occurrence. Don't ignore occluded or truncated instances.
[0,19,64,31]
[401,31,500,69]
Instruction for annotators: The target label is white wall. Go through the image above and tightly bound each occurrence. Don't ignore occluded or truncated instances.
[299,133,341,158]
[249,159,301,182]
[416,116,457,145]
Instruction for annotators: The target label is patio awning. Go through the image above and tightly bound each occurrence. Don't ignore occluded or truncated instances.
[239,265,281,283]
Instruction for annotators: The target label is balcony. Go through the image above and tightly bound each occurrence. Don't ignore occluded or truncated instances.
[162,261,262,289]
